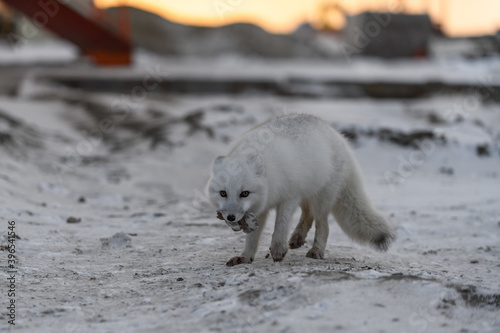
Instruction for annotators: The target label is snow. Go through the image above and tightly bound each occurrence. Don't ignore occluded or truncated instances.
[0,49,499,332]
[0,40,78,65]
[132,51,500,85]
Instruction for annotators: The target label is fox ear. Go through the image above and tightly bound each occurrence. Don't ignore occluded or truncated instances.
[213,155,224,172]
[247,154,264,176]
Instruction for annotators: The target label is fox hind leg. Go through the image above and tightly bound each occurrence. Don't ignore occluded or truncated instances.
[306,212,329,259]
[305,192,336,260]
[289,201,314,249]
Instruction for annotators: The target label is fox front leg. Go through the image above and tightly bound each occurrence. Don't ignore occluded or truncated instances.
[270,199,299,262]
[226,211,269,266]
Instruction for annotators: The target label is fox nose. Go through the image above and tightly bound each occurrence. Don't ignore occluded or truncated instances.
[227,214,236,222]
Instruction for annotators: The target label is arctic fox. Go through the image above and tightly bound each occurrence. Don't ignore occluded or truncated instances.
[206,114,395,266]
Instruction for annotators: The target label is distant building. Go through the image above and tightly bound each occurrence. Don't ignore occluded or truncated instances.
[341,12,434,58]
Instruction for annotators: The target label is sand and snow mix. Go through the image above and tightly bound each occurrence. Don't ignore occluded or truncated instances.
[0,56,499,332]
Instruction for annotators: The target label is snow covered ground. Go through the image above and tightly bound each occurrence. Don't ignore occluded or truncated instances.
[0,52,499,332]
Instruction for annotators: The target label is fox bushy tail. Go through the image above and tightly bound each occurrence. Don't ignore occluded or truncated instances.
[332,166,395,251]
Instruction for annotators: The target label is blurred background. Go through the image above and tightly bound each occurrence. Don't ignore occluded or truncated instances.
[1,0,500,65]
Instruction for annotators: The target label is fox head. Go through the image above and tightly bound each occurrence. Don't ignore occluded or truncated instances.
[206,154,267,223]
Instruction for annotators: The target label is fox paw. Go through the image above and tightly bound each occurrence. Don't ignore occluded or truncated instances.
[306,247,324,259]
[371,231,395,252]
[270,243,288,262]
[288,233,305,249]
[226,256,252,266]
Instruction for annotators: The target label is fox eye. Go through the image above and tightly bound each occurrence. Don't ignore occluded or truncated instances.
[240,191,250,198]
[219,191,227,197]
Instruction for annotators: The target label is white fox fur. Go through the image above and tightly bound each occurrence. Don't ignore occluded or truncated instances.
[206,114,395,266]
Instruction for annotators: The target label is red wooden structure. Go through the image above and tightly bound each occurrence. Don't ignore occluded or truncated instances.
[3,0,131,65]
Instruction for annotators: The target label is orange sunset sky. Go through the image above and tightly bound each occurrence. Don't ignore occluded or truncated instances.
[94,0,500,37]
